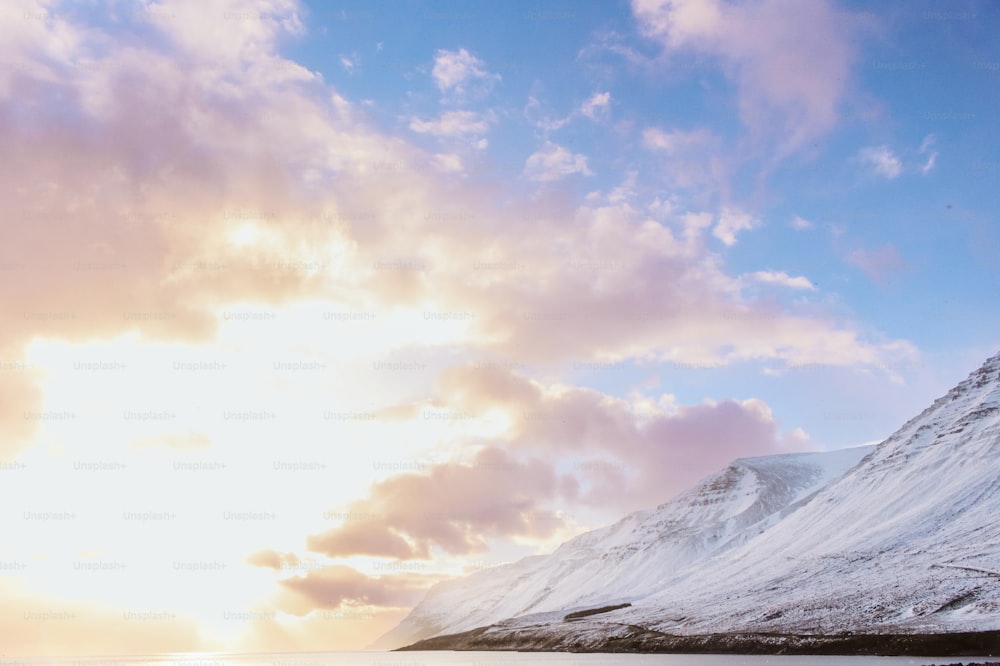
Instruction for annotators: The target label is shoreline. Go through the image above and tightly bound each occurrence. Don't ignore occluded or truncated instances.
[396,625,1000,656]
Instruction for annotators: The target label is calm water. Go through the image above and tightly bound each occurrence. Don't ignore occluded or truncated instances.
[1,653,987,666]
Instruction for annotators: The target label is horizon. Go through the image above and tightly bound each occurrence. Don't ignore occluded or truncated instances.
[1,0,998,656]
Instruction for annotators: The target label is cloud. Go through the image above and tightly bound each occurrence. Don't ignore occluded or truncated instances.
[847,244,907,284]
[747,270,815,290]
[632,0,858,154]
[307,447,566,558]
[247,549,302,570]
[339,54,358,73]
[0,3,927,651]
[0,0,356,458]
[860,136,939,179]
[580,91,612,119]
[431,48,499,97]
[525,92,612,132]
[790,215,814,231]
[713,207,759,246]
[921,151,938,175]
[642,126,726,189]
[0,0,913,469]
[859,145,903,179]
[308,521,416,559]
[523,142,593,181]
[279,565,433,612]
[432,153,464,173]
[424,364,816,513]
[300,363,818,559]
[643,126,713,153]
[919,134,938,175]
[409,110,491,136]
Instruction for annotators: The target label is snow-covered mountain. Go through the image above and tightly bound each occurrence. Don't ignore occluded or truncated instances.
[619,349,1000,637]
[374,445,872,649]
[384,350,1000,653]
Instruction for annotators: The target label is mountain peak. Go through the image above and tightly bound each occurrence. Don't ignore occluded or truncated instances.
[387,351,1000,651]
[374,446,871,649]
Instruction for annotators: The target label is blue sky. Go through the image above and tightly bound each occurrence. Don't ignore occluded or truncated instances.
[1,0,998,654]
[285,0,1000,445]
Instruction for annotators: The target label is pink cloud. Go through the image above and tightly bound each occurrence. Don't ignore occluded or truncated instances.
[325,364,817,532]
[0,0,910,466]
[278,565,435,612]
[247,549,302,570]
[308,521,416,560]
[435,364,812,512]
[431,48,500,98]
[632,0,859,154]
[307,446,567,559]
[847,244,907,284]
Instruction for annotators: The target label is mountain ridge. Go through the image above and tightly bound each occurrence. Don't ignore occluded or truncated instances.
[374,445,873,649]
[386,350,1000,654]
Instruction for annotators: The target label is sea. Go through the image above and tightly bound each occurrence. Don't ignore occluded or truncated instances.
[0,652,988,666]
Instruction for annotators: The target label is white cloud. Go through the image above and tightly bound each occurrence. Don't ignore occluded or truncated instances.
[790,215,814,231]
[432,153,464,173]
[643,126,715,154]
[339,54,358,73]
[859,145,903,179]
[409,110,491,137]
[748,270,815,290]
[431,48,499,96]
[713,207,758,246]
[921,151,938,175]
[580,91,611,119]
[919,134,938,175]
[642,126,725,190]
[632,0,858,154]
[682,211,713,240]
[525,92,612,132]
[847,244,906,284]
[523,142,593,182]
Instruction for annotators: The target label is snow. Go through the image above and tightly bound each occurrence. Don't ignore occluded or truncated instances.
[377,351,1000,649]
[374,444,871,648]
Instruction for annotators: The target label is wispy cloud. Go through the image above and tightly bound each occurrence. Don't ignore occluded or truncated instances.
[308,446,565,558]
[632,0,858,154]
[847,244,907,284]
[580,91,612,119]
[523,142,593,181]
[859,137,939,179]
[713,207,759,246]
[748,270,816,290]
[859,145,903,179]
[409,110,492,136]
[919,134,938,175]
[790,215,815,231]
[431,47,500,98]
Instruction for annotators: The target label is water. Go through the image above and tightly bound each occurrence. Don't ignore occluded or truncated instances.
[0,653,983,666]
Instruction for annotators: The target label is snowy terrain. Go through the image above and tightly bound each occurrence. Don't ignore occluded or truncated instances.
[375,441,872,648]
[380,351,1000,651]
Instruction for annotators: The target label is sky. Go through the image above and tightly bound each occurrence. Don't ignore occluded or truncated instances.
[0,0,999,656]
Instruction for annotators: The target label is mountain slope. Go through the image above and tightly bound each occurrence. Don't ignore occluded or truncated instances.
[397,351,1000,652]
[374,444,872,649]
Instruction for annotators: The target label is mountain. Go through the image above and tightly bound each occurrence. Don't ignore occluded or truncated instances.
[374,445,873,649]
[388,351,1000,655]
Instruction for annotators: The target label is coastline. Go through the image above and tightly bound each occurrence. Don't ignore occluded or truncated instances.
[396,624,1000,656]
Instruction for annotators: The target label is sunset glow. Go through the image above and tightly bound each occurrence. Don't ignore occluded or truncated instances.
[1,0,998,656]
